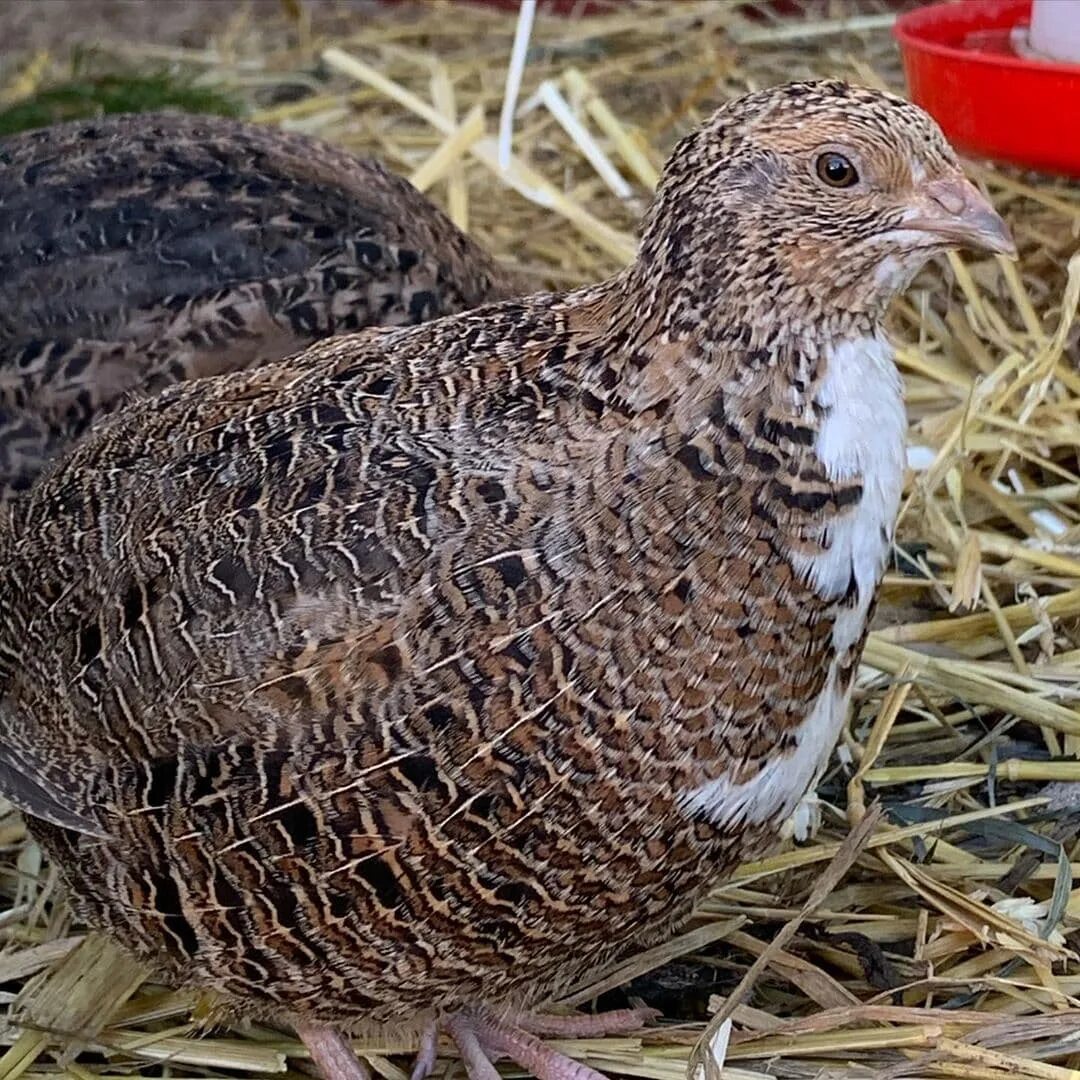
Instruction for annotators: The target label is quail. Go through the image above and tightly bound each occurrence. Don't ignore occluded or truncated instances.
[0,82,1014,1080]
[0,111,522,501]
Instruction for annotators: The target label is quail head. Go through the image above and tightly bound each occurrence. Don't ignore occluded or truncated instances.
[0,81,1013,1080]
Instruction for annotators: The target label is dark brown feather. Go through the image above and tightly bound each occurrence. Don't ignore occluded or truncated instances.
[0,112,524,500]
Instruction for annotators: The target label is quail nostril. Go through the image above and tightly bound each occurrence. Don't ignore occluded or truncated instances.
[926,179,966,216]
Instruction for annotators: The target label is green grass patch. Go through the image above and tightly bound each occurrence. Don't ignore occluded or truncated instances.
[0,70,244,137]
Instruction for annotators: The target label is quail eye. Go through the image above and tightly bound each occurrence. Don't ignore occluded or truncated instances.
[815,152,858,188]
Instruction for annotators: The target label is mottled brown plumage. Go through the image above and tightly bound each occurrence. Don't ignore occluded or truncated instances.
[0,111,522,501]
[0,82,1012,1080]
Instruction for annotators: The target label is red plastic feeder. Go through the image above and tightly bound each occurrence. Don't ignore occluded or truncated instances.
[895,0,1080,177]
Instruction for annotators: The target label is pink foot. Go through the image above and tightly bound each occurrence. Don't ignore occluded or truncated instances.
[440,1005,658,1080]
[297,1025,371,1080]
[514,1005,660,1038]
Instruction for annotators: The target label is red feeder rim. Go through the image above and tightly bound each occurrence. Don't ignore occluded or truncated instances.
[894,0,1080,177]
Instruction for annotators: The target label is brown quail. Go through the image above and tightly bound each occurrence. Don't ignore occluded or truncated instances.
[0,111,522,501]
[0,82,1014,1080]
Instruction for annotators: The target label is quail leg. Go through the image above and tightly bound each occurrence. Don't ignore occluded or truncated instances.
[445,1015,503,1080]
[297,1025,372,1080]
[409,1020,441,1080]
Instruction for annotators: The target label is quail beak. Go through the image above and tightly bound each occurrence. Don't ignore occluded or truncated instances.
[905,175,1017,258]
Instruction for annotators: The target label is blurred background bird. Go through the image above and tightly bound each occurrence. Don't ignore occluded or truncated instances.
[0,112,525,501]
[0,81,1013,1080]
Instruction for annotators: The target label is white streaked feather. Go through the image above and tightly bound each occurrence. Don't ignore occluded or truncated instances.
[682,334,905,827]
